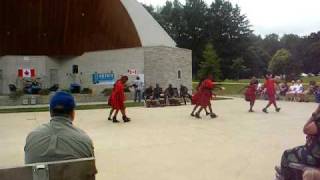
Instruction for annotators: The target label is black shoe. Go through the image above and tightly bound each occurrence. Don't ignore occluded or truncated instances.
[210,113,217,118]
[249,109,254,112]
[108,117,112,121]
[263,108,268,113]
[123,116,131,123]
[112,117,120,123]
[190,113,195,117]
[195,113,201,119]
[206,112,210,116]
[276,108,281,112]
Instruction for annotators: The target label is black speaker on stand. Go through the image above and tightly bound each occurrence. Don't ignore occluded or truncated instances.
[72,65,78,74]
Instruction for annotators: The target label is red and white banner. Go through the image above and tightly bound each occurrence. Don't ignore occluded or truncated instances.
[18,69,35,78]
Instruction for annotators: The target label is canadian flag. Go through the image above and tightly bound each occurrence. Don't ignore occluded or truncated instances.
[18,69,35,78]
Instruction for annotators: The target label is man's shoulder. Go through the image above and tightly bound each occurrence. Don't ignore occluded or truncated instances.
[69,126,93,144]
[27,123,51,138]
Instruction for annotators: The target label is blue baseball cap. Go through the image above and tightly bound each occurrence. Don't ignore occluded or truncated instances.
[50,91,76,112]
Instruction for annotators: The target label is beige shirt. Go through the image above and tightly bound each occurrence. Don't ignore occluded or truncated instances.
[24,116,94,164]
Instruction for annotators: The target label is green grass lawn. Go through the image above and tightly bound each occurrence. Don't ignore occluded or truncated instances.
[193,76,320,97]
[300,76,320,83]
[193,81,247,96]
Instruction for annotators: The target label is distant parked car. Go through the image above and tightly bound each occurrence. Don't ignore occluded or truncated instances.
[300,73,308,77]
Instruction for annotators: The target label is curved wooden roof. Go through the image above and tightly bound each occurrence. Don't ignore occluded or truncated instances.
[0,0,142,56]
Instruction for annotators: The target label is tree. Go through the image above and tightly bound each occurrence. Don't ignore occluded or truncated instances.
[243,46,270,77]
[301,32,320,73]
[268,49,292,75]
[304,42,320,73]
[207,0,252,79]
[143,1,320,80]
[161,0,186,45]
[280,34,303,74]
[231,57,248,80]
[261,34,281,56]
[198,43,222,80]
[183,0,208,76]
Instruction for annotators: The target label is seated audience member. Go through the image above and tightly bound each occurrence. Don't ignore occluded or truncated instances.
[279,82,289,96]
[165,84,175,99]
[296,79,305,102]
[256,83,265,99]
[153,84,162,100]
[165,84,180,105]
[304,81,318,95]
[180,85,192,105]
[144,86,153,100]
[24,91,94,164]
[275,111,320,180]
[286,80,297,101]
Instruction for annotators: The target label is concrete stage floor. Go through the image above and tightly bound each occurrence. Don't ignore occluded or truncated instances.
[0,98,316,180]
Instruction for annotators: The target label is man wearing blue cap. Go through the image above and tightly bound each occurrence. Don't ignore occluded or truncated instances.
[24,91,94,164]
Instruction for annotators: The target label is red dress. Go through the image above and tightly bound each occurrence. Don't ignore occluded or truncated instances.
[264,79,276,102]
[197,79,215,107]
[110,80,126,110]
[192,86,201,105]
[245,84,257,102]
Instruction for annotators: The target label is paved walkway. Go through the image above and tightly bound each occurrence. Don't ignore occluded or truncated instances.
[0,98,316,180]
[0,101,110,109]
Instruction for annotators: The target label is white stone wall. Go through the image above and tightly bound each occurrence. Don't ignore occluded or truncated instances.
[0,46,192,96]
[144,46,192,92]
[52,48,145,94]
[0,56,49,94]
[0,48,145,94]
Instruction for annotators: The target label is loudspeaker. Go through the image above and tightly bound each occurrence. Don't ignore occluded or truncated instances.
[72,65,78,74]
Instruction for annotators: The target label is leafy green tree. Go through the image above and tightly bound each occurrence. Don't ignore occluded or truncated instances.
[161,0,186,45]
[243,46,270,77]
[231,57,248,80]
[268,49,292,75]
[304,42,320,73]
[261,34,281,56]
[207,0,252,79]
[143,1,320,79]
[280,34,303,74]
[198,43,222,80]
[183,0,208,76]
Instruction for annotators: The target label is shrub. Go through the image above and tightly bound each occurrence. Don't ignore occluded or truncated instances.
[124,86,131,92]
[101,88,113,96]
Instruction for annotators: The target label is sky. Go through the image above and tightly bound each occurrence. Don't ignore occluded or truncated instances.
[138,0,320,37]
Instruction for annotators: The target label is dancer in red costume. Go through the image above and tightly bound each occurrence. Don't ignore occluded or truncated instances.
[193,74,217,119]
[262,73,281,113]
[245,77,259,112]
[191,78,210,117]
[110,76,131,123]
[107,83,117,121]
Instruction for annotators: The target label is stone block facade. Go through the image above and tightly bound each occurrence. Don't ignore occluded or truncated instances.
[144,46,192,91]
[0,46,192,97]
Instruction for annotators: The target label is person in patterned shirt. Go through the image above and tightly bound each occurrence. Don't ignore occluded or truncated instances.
[275,110,320,180]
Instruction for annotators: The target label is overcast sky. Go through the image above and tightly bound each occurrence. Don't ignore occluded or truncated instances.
[138,0,320,37]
